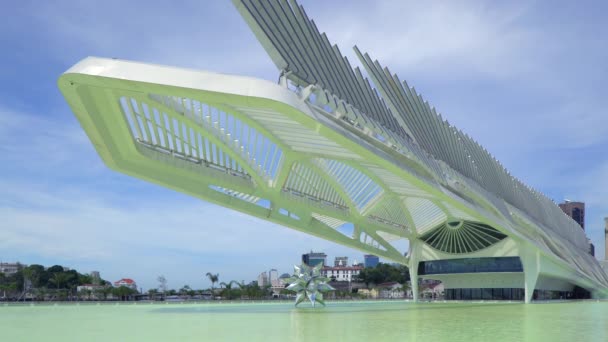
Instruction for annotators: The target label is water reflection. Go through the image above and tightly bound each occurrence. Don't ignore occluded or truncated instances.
[523,301,607,342]
[283,301,607,342]
[286,302,520,341]
[3,301,606,341]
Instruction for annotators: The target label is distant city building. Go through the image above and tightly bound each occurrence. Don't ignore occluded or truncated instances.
[334,256,349,267]
[0,262,22,275]
[352,259,363,267]
[302,251,327,267]
[267,269,286,296]
[113,278,137,290]
[364,255,379,268]
[279,273,291,286]
[269,269,280,287]
[559,201,585,230]
[322,265,363,282]
[257,271,268,287]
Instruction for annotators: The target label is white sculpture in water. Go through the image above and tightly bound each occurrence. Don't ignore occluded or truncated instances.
[285,263,335,307]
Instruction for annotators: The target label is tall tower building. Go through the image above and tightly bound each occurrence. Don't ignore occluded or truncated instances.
[257,271,268,287]
[364,254,379,268]
[558,201,585,230]
[268,269,279,287]
[302,251,327,267]
[604,217,608,261]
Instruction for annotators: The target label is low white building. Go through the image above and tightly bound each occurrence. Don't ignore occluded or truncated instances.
[377,282,405,299]
[0,262,22,275]
[322,266,363,282]
[77,284,104,292]
[421,282,444,299]
[77,284,105,298]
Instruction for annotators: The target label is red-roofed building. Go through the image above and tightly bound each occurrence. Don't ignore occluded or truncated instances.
[114,278,137,290]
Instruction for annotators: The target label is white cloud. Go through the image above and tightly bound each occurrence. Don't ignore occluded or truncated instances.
[306,0,538,79]
[0,106,99,172]
[23,0,276,80]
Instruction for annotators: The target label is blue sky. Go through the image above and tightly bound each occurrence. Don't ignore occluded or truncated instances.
[1,0,607,291]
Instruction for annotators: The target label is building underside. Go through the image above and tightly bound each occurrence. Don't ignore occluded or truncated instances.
[58,0,608,302]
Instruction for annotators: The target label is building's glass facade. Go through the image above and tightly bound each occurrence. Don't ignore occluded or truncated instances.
[445,288,579,301]
[446,288,525,300]
[418,257,523,275]
[364,255,379,268]
[302,252,327,266]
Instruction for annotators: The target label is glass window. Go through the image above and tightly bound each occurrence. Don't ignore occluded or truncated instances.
[444,288,525,300]
[482,288,492,300]
[418,257,523,275]
[472,288,481,299]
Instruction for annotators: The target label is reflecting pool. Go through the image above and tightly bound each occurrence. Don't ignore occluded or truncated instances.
[1,301,606,341]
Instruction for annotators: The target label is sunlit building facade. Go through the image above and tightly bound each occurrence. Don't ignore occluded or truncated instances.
[559,201,585,230]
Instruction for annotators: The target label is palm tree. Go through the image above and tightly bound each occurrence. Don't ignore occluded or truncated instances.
[179,285,193,297]
[219,281,242,300]
[220,280,241,290]
[33,287,47,301]
[49,272,73,290]
[206,273,219,297]
[100,286,112,301]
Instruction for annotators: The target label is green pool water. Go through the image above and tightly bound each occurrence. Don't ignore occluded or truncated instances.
[1,301,607,341]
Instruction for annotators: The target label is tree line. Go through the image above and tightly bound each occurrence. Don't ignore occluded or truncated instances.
[0,263,137,301]
[355,263,410,288]
[1,263,415,302]
[149,273,277,300]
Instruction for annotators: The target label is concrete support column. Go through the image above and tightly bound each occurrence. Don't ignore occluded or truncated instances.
[520,246,540,304]
[410,262,419,302]
[408,239,420,302]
